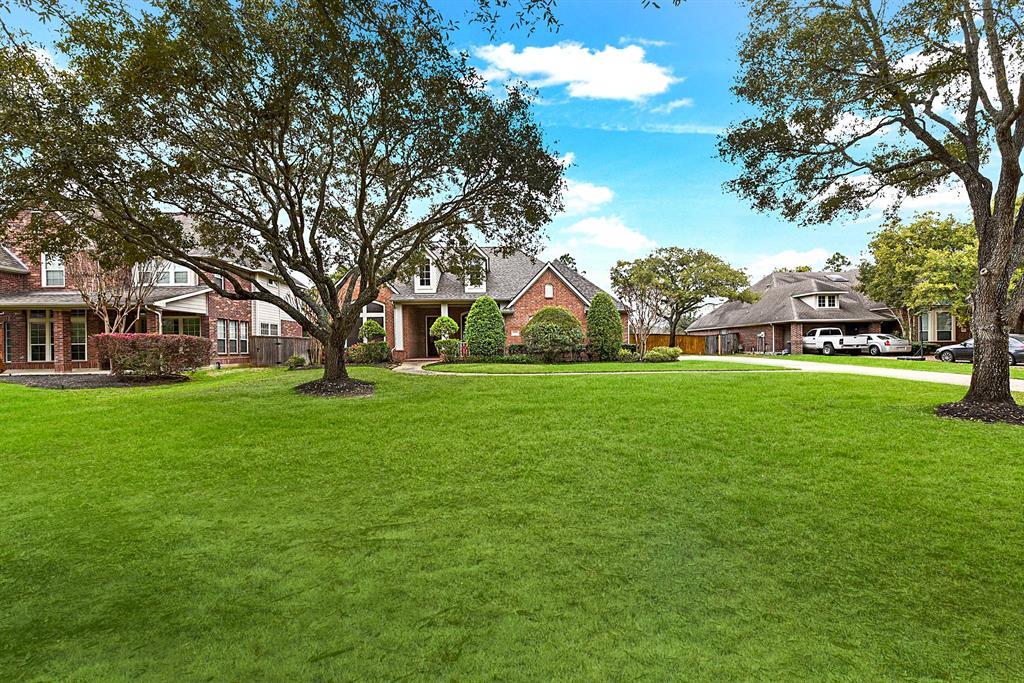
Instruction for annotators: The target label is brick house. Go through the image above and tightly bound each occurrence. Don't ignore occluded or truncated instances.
[0,217,303,373]
[687,270,908,353]
[347,246,627,361]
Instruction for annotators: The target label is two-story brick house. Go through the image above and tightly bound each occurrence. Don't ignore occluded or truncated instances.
[346,246,627,361]
[0,217,304,372]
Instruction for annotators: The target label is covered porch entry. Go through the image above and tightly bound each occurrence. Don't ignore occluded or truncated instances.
[397,302,472,359]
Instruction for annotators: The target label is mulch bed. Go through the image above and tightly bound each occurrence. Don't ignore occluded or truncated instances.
[936,401,1024,426]
[0,374,188,390]
[295,378,375,398]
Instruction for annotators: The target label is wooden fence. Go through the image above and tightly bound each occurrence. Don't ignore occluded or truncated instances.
[645,334,714,355]
[249,335,322,367]
[704,333,740,355]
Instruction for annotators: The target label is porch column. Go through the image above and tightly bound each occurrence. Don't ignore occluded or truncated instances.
[53,310,73,373]
[790,323,804,354]
[440,303,449,318]
[394,304,404,351]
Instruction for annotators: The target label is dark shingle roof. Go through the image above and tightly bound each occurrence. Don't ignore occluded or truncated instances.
[0,290,87,308]
[0,246,29,274]
[390,248,620,308]
[687,270,892,331]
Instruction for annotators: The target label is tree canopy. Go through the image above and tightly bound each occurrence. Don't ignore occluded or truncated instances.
[721,0,1024,411]
[0,0,563,384]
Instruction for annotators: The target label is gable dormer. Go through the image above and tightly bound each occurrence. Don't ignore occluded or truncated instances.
[413,255,439,294]
[464,245,488,293]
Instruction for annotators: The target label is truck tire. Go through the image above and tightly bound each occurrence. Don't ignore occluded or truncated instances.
[868,345,881,356]
[822,343,835,356]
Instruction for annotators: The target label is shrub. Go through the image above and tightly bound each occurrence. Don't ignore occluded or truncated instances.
[429,315,459,340]
[285,354,307,370]
[359,319,386,341]
[617,348,640,362]
[507,343,527,355]
[621,343,637,353]
[94,333,214,377]
[434,338,462,361]
[464,296,505,356]
[347,341,391,364]
[644,346,682,363]
[523,321,583,363]
[586,292,622,361]
[523,305,580,334]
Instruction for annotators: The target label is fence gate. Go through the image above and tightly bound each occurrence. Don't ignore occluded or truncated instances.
[249,335,320,367]
[704,333,740,355]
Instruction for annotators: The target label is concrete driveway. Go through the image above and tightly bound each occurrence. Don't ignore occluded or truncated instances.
[681,354,1024,392]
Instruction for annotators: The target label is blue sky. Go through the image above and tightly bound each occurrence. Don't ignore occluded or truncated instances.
[447,0,970,288]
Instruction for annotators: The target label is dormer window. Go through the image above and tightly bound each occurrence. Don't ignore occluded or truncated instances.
[42,254,65,287]
[465,257,486,292]
[817,294,837,308]
[417,262,432,288]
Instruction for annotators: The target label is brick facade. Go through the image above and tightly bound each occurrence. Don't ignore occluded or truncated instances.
[506,269,589,346]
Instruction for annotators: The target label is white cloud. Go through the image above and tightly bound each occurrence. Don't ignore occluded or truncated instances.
[563,216,656,251]
[618,36,670,48]
[562,179,614,215]
[557,152,576,167]
[650,98,694,114]
[596,122,724,135]
[743,248,831,283]
[474,41,679,101]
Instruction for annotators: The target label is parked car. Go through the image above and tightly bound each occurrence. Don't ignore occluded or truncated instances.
[862,334,912,356]
[935,335,1024,365]
[802,327,869,355]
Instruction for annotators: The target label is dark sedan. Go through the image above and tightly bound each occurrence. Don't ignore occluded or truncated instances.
[935,334,1024,365]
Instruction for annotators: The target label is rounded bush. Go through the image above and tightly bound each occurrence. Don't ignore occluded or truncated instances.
[429,315,459,339]
[435,338,462,361]
[586,292,622,361]
[285,354,307,369]
[523,321,583,363]
[346,341,391,364]
[617,348,640,362]
[523,305,581,336]
[464,296,506,356]
[359,319,386,341]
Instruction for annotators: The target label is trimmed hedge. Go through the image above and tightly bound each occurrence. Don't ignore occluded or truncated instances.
[522,306,583,363]
[523,305,580,334]
[359,320,386,341]
[464,296,505,356]
[347,341,391,364]
[644,346,683,363]
[586,292,622,361]
[95,333,215,377]
[435,338,462,361]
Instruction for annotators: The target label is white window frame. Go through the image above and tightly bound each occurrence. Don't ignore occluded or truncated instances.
[41,254,65,288]
[70,310,88,362]
[228,320,239,354]
[347,302,387,346]
[544,282,554,299]
[416,261,432,289]
[27,309,53,362]
[817,294,837,308]
[162,316,203,336]
[464,258,486,293]
[239,321,249,354]
[259,322,280,336]
[216,319,227,354]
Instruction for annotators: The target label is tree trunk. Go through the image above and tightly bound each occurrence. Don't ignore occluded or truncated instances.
[962,276,1014,406]
[668,312,679,347]
[321,325,349,382]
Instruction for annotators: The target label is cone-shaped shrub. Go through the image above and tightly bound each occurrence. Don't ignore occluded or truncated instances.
[464,296,505,356]
[586,292,622,361]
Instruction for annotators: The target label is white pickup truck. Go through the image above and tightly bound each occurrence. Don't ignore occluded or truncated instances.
[802,327,870,355]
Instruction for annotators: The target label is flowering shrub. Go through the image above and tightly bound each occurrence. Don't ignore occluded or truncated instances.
[94,334,215,377]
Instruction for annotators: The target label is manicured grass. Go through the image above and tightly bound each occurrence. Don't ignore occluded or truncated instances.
[2,367,1023,679]
[425,359,787,373]
[759,352,1024,378]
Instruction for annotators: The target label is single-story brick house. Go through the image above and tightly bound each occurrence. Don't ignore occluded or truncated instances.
[348,246,627,361]
[686,269,974,353]
[0,216,303,372]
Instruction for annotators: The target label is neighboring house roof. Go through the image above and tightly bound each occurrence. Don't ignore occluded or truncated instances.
[389,247,623,309]
[145,286,211,306]
[0,290,87,309]
[687,270,893,332]
[0,246,29,274]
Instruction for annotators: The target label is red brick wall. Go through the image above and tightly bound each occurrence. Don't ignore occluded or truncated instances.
[506,270,588,346]
[1,309,104,370]
[0,271,27,293]
[208,290,253,365]
[281,320,303,337]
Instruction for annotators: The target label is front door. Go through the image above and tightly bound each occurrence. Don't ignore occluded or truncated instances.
[425,315,439,357]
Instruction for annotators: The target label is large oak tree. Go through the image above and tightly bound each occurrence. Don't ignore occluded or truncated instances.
[0,0,563,385]
[721,0,1024,417]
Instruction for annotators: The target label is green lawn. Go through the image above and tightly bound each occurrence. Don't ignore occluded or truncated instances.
[2,367,1023,680]
[765,352,1024,379]
[426,359,785,373]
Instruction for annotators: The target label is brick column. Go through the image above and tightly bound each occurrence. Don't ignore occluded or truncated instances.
[53,310,73,373]
[789,322,804,354]
[868,321,882,333]
[146,311,160,334]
